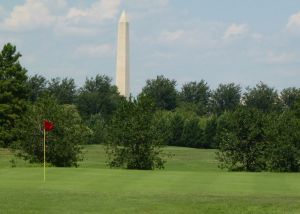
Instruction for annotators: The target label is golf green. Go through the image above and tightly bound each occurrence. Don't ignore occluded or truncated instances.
[0,145,300,213]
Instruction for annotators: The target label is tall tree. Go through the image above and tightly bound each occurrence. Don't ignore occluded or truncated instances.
[27,74,47,102]
[76,75,121,120]
[211,83,241,114]
[216,107,267,171]
[243,82,280,112]
[18,96,91,167]
[0,43,29,147]
[140,75,177,110]
[106,96,167,170]
[280,87,300,110]
[47,77,77,104]
[180,80,211,115]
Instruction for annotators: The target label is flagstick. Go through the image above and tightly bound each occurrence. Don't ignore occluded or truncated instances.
[44,128,46,182]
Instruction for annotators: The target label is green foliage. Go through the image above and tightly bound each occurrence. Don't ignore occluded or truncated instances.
[180,80,211,115]
[153,110,212,148]
[216,107,267,171]
[140,75,177,110]
[181,118,203,148]
[203,115,218,148]
[167,112,185,146]
[76,75,121,120]
[86,113,108,144]
[280,87,300,109]
[264,111,300,172]
[211,83,241,114]
[106,96,167,170]
[47,77,77,104]
[27,74,47,102]
[17,96,91,167]
[0,43,29,147]
[243,82,280,112]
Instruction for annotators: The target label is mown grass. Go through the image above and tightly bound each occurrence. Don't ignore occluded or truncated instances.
[1,145,300,214]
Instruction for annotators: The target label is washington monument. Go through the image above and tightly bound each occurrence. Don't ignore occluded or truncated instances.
[116,11,130,98]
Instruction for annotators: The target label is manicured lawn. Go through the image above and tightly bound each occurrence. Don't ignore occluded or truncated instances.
[1,145,300,213]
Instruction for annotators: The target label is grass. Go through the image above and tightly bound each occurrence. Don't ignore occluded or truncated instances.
[1,145,300,213]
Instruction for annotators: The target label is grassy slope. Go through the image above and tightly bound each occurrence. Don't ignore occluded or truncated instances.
[0,146,300,214]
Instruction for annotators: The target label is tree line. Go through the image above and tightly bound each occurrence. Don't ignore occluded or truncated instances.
[1,43,300,171]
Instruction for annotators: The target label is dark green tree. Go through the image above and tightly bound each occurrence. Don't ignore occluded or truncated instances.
[211,83,241,114]
[243,82,280,112]
[27,74,47,102]
[17,96,91,167]
[264,111,300,172]
[47,77,77,104]
[106,96,167,170]
[140,75,177,110]
[181,118,203,148]
[76,75,121,120]
[168,112,185,146]
[216,107,267,171]
[180,80,211,115]
[280,87,300,110]
[86,113,108,144]
[203,115,218,148]
[0,43,29,147]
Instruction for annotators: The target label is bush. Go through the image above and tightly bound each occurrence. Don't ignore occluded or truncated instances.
[181,118,204,148]
[86,113,108,144]
[106,96,167,170]
[17,96,91,167]
[216,107,267,171]
[264,111,300,172]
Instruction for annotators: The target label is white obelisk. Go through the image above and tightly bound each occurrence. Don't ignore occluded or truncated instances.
[116,11,130,98]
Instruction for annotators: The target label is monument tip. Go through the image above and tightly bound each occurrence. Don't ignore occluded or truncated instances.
[119,10,128,22]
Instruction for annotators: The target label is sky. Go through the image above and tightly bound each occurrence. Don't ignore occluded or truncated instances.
[0,0,300,95]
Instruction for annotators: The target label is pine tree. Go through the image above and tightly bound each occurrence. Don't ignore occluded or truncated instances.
[0,43,29,147]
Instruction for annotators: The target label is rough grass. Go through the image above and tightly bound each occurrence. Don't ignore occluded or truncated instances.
[1,145,300,214]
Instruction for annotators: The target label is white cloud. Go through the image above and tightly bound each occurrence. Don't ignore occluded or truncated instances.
[1,0,120,34]
[76,44,114,57]
[248,49,297,64]
[159,30,185,43]
[252,33,263,42]
[287,11,300,33]
[223,23,248,40]
[65,0,121,24]
[2,0,56,31]
[55,0,121,36]
[265,51,296,64]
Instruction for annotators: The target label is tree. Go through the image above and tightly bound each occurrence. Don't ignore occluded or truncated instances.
[264,111,300,172]
[76,75,121,120]
[211,83,241,114]
[203,115,218,148]
[0,43,29,147]
[106,96,167,170]
[86,113,108,144]
[280,87,300,110]
[180,80,211,115]
[140,75,177,110]
[47,77,77,104]
[17,96,91,167]
[216,107,267,171]
[27,74,47,102]
[243,82,280,112]
[181,118,203,148]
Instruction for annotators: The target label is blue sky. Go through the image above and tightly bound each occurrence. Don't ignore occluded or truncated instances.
[0,0,299,95]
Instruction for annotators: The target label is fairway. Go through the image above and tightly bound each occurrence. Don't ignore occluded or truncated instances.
[1,146,300,214]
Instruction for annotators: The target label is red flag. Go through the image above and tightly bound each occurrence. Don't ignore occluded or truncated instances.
[43,120,54,132]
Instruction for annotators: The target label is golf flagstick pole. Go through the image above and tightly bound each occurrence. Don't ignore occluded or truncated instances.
[44,128,46,182]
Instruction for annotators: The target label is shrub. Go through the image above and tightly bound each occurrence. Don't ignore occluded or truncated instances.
[17,96,91,167]
[106,96,167,170]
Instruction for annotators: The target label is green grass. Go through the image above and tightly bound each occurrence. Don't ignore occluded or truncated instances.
[1,145,300,214]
